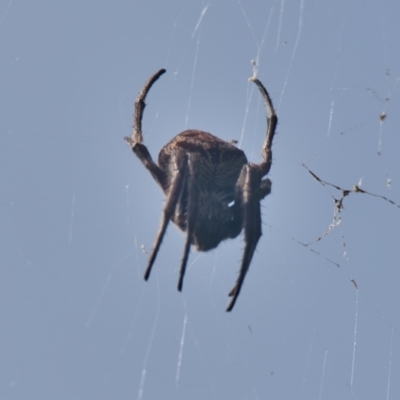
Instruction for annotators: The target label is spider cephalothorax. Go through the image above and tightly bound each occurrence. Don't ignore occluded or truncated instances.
[125,69,277,311]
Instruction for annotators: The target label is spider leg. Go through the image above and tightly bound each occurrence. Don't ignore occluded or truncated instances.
[225,79,277,311]
[144,152,188,281]
[178,154,199,291]
[226,164,262,312]
[131,68,166,145]
[125,69,169,191]
[125,140,168,190]
[250,77,278,176]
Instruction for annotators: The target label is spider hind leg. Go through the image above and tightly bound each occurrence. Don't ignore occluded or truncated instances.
[144,152,188,281]
[177,153,200,291]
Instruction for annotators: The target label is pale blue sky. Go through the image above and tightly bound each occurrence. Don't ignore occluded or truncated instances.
[1,1,400,399]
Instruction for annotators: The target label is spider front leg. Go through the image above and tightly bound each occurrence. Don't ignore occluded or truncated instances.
[130,68,166,145]
[250,77,277,176]
[226,164,263,312]
[124,69,168,191]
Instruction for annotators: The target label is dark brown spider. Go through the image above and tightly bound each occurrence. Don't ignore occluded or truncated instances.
[125,69,277,311]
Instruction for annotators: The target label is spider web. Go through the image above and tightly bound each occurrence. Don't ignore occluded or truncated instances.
[1,1,400,399]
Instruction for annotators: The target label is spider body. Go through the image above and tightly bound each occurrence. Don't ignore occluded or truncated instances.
[159,130,248,251]
[125,69,277,311]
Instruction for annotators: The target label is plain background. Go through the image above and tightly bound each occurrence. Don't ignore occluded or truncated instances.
[1,1,400,399]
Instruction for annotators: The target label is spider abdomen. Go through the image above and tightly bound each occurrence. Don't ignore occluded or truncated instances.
[192,192,240,251]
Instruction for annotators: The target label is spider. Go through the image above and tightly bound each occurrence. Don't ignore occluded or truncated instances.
[125,69,277,311]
